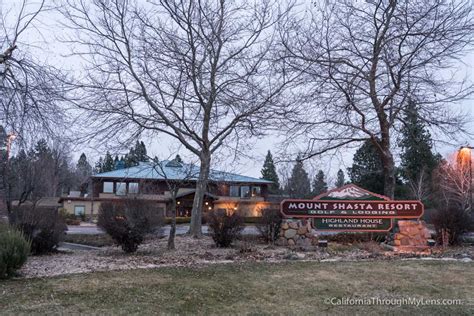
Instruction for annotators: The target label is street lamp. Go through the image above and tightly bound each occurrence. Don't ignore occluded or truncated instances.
[459,145,473,213]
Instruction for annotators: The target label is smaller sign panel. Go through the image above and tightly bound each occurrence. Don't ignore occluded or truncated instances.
[280,200,424,218]
[314,218,393,232]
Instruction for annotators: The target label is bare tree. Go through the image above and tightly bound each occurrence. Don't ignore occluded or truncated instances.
[152,155,198,250]
[60,0,294,237]
[279,0,474,198]
[434,153,471,212]
[0,0,66,139]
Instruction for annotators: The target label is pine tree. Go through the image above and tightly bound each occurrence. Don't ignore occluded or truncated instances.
[260,150,280,194]
[312,170,328,196]
[94,157,104,174]
[348,139,385,195]
[399,99,439,183]
[287,155,311,198]
[135,141,148,162]
[335,169,345,188]
[102,152,115,172]
[76,153,92,195]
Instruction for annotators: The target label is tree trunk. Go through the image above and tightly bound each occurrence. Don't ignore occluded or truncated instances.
[188,152,211,238]
[167,194,177,250]
[380,144,396,200]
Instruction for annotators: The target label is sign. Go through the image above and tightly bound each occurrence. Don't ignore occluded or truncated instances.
[313,218,393,232]
[280,184,425,233]
[280,200,423,219]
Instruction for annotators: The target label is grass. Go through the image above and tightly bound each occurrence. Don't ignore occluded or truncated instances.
[0,260,473,314]
[63,234,114,247]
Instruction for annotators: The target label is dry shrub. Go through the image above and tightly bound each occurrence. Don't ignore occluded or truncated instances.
[206,210,244,247]
[98,199,164,253]
[432,207,473,245]
[256,208,282,243]
[9,205,67,255]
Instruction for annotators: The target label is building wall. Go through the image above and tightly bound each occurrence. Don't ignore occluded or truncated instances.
[213,200,279,217]
[61,199,167,218]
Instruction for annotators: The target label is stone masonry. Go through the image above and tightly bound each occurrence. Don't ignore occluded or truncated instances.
[277,219,318,248]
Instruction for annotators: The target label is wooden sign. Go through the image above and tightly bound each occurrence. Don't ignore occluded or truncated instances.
[280,200,424,219]
[280,184,425,233]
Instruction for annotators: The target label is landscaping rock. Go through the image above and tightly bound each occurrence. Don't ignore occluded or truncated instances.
[284,229,297,239]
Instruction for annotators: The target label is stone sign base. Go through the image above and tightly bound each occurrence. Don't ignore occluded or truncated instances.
[386,220,431,254]
[277,219,318,248]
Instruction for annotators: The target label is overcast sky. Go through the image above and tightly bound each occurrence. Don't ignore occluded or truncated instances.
[5,0,474,185]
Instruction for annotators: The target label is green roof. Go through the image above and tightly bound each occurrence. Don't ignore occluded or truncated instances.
[92,161,272,184]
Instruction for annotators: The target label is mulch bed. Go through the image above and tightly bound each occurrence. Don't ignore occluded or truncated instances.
[19,235,473,278]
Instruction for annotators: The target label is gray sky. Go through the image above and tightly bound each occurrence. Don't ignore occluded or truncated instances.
[5,0,474,184]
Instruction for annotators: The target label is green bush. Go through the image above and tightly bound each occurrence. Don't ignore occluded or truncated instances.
[98,199,164,253]
[0,227,30,279]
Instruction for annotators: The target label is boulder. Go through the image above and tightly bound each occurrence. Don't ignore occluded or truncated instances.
[289,222,299,230]
[276,237,287,246]
[287,239,296,246]
[281,222,289,230]
[297,226,307,235]
[284,229,297,239]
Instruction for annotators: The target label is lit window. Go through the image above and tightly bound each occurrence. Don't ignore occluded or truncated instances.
[230,185,240,197]
[103,182,114,193]
[74,205,85,216]
[129,182,139,194]
[252,186,261,197]
[116,182,127,196]
[240,186,250,198]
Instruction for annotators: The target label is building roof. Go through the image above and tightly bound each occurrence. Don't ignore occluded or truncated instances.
[92,161,273,184]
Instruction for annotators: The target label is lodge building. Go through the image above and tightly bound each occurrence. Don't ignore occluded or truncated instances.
[60,158,277,218]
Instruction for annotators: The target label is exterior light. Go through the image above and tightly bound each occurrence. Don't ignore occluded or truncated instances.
[233,206,238,211]
[208,206,212,210]
[205,201,208,205]
[177,201,181,205]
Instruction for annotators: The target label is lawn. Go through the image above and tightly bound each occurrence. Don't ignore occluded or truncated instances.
[1,260,472,314]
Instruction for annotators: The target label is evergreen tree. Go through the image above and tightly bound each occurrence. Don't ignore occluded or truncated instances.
[102,152,115,172]
[135,141,148,162]
[287,155,311,198]
[124,141,149,167]
[76,153,92,195]
[399,99,439,184]
[94,157,104,174]
[312,170,328,196]
[348,139,385,195]
[335,169,345,188]
[174,154,183,163]
[260,150,280,194]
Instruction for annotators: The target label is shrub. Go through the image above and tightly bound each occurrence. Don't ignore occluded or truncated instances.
[98,199,164,253]
[9,206,67,255]
[256,208,283,243]
[59,208,81,225]
[206,210,244,247]
[432,207,473,245]
[0,227,30,279]
[325,232,388,244]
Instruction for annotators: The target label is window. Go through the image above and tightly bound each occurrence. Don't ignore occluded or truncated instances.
[128,182,139,194]
[116,182,127,195]
[74,205,85,216]
[230,185,240,197]
[252,186,261,197]
[103,182,114,193]
[240,186,251,198]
